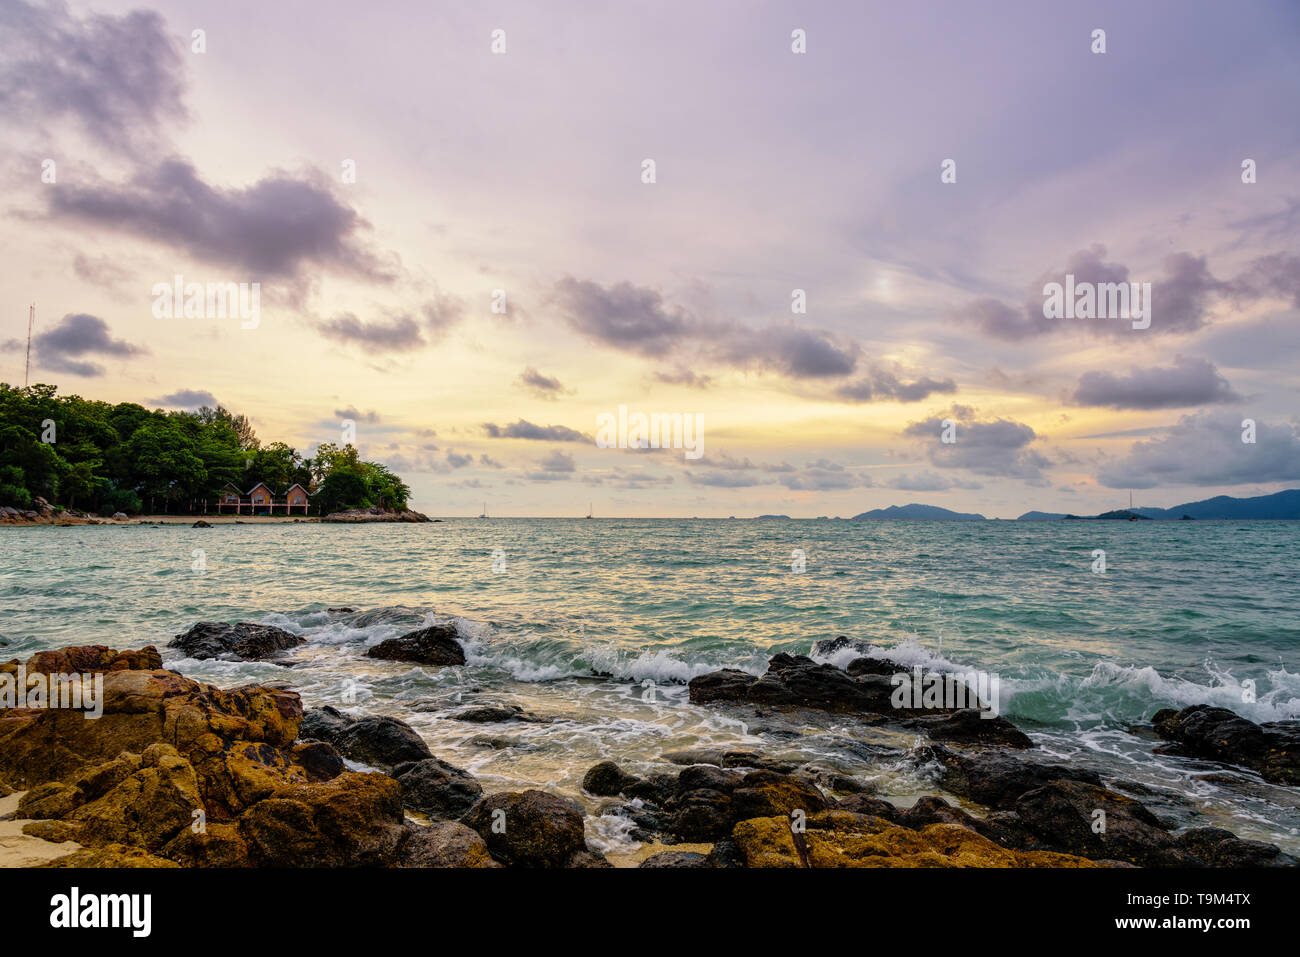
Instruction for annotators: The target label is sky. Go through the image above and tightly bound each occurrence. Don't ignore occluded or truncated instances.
[2,0,1299,517]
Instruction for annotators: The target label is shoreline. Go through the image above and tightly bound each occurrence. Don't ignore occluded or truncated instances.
[0,514,320,526]
[1,623,1295,869]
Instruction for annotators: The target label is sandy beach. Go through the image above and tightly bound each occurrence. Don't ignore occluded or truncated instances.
[0,792,82,866]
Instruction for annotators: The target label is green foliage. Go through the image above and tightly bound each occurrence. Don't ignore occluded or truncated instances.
[0,383,414,515]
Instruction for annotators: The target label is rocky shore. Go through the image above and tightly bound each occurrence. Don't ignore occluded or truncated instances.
[0,624,1295,868]
[321,507,430,523]
[0,498,113,526]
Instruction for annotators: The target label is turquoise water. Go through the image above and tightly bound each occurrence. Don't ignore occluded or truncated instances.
[2,519,1298,858]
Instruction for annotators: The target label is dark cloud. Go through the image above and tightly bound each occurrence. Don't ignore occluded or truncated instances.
[902,406,1051,482]
[716,325,858,379]
[551,277,859,380]
[551,277,694,355]
[49,159,393,281]
[316,313,424,353]
[0,1,187,157]
[18,313,148,377]
[957,246,1225,340]
[72,253,134,289]
[836,367,957,403]
[444,450,473,469]
[334,407,381,423]
[517,366,568,399]
[483,419,590,442]
[1071,356,1241,410]
[653,368,714,389]
[1229,252,1300,308]
[1097,412,1300,489]
[150,389,217,409]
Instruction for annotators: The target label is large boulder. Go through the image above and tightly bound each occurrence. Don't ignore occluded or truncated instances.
[638,850,711,868]
[0,655,304,792]
[1013,780,1196,867]
[299,706,432,771]
[730,811,1100,868]
[461,789,594,867]
[238,771,408,866]
[581,760,642,797]
[687,654,1004,732]
[903,709,1033,748]
[1173,828,1298,868]
[20,645,162,675]
[924,746,1099,807]
[365,625,466,666]
[399,821,500,868]
[170,622,304,661]
[392,757,483,819]
[1151,705,1300,785]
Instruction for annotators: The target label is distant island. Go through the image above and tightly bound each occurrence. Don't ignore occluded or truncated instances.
[840,490,1300,522]
[1016,489,1300,521]
[852,504,986,521]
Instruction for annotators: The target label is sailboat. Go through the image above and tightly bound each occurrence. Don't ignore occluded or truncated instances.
[585,501,593,519]
[478,501,487,519]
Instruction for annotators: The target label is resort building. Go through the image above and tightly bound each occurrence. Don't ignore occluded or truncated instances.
[211,482,312,515]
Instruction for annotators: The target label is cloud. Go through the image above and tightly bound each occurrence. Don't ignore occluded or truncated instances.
[483,419,590,442]
[715,325,858,379]
[420,293,466,339]
[150,389,217,409]
[72,253,134,289]
[902,406,1051,482]
[835,366,957,403]
[551,277,859,380]
[1071,356,1241,410]
[551,277,695,355]
[334,407,381,423]
[598,468,674,488]
[779,462,870,491]
[1229,252,1300,308]
[653,368,713,389]
[517,366,569,399]
[48,160,393,281]
[524,449,578,480]
[688,470,769,488]
[0,1,187,157]
[957,246,1225,340]
[14,313,148,377]
[884,471,983,491]
[316,313,424,353]
[1097,411,1300,489]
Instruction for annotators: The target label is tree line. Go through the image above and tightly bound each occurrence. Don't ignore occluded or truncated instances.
[0,383,411,516]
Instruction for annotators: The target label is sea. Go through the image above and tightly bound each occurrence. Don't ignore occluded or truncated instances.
[3,518,1298,860]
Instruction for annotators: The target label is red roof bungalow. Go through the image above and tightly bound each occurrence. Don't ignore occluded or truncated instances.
[211,482,311,515]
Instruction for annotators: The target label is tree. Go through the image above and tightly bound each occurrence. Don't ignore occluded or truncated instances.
[0,384,416,516]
